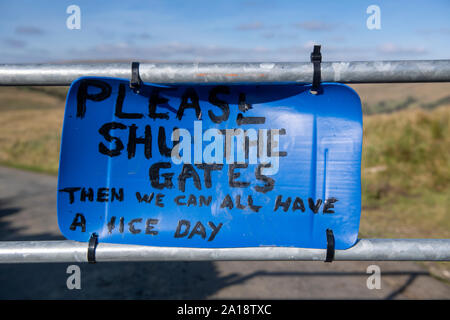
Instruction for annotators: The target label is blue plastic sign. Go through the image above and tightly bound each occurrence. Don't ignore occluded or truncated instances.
[57,77,363,249]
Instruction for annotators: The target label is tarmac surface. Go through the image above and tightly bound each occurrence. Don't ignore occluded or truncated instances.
[0,166,449,299]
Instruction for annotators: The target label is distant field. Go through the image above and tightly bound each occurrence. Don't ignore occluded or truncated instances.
[0,84,449,279]
[351,83,450,115]
[0,87,65,173]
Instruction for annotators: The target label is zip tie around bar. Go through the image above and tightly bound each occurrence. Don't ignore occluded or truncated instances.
[129,61,142,93]
[325,229,335,263]
[310,45,322,94]
[87,233,98,264]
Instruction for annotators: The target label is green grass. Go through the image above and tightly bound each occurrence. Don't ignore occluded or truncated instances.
[361,107,449,237]
[2,133,61,175]
[0,160,59,175]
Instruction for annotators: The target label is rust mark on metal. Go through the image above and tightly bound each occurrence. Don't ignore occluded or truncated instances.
[196,73,239,77]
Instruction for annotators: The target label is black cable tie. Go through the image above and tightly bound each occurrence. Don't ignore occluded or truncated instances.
[130,61,142,93]
[325,229,335,263]
[87,233,98,264]
[310,45,322,94]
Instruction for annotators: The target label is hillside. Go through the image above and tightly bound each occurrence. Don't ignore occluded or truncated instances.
[351,83,450,115]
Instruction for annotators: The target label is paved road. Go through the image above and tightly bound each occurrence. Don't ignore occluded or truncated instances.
[0,166,449,299]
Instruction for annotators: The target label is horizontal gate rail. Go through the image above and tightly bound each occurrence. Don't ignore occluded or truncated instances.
[0,239,449,263]
[0,60,450,85]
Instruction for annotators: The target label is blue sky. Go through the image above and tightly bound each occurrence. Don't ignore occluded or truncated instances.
[0,0,449,63]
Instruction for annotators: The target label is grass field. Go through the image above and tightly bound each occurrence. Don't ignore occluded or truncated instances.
[360,107,449,239]
[0,84,449,279]
[0,87,64,174]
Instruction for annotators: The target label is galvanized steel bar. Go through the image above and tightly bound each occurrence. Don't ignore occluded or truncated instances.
[0,60,449,85]
[0,239,449,263]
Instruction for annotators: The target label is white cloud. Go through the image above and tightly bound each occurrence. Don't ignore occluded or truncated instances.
[15,26,45,35]
[294,21,335,31]
[377,43,427,55]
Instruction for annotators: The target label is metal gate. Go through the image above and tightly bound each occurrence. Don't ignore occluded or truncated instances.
[0,60,449,263]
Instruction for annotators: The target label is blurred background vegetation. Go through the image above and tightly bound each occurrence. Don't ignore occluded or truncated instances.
[0,83,449,280]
